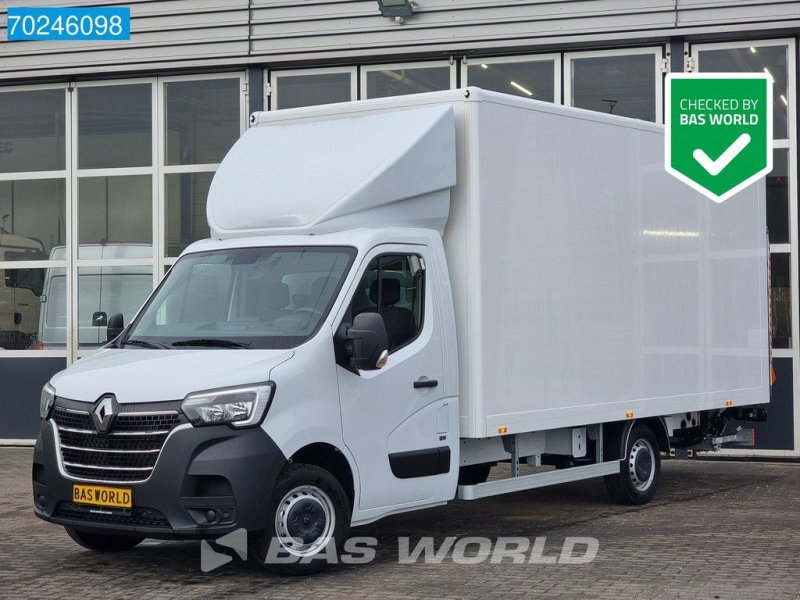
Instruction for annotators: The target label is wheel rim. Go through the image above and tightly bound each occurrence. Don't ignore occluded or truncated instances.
[274,485,336,557]
[628,438,656,491]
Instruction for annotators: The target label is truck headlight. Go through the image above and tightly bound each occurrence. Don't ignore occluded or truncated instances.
[181,382,275,428]
[40,383,56,420]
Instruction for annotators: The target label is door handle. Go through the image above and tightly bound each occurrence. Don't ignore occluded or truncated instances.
[413,378,439,389]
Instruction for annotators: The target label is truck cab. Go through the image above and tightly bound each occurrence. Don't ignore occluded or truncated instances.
[1,233,46,350]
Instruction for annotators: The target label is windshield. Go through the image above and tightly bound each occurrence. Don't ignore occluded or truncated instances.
[123,246,356,350]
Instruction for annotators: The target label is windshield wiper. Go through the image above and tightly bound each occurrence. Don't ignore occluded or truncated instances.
[123,339,167,349]
[171,338,251,349]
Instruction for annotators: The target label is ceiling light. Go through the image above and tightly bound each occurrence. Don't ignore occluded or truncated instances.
[481,64,489,69]
[780,94,788,106]
[642,230,700,238]
[510,81,533,96]
[763,67,774,82]
[750,47,757,53]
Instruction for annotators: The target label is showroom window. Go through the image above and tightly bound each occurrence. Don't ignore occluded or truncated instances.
[565,48,662,122]
[362,61,456,99]
[0,86,68,353]
[74,80,157,353]
[0,74,245,360]
[271,67,357,110]
[694,40,796,352]
[463,55,560,103]
[162,76,243,258]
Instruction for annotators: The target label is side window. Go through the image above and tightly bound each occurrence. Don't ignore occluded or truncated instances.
[350,254,424,352]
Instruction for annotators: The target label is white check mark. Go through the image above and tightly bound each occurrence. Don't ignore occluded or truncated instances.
[692,133,751,176]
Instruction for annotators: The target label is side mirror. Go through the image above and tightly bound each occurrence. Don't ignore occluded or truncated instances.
[346,312,389,371]
[13,312,22,325]
[107,313,124,343]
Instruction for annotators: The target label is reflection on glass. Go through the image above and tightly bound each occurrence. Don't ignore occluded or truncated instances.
[770,253,791,349]
[165,172,213,256]
[767,149,789,244]
[165,78,240,165]
[0,267,50,349]
[697,45,789,139]
[125,247,354,349]
[78,175,152,258]
[467,60,555,102]
[78,265,153,348]
[0,89,66,173]
[78,84,152,169]
[32,267,66,350]
[275,72,353,109]
[571,53,656,121]
[366,66,451,98]
[0,179,66,259]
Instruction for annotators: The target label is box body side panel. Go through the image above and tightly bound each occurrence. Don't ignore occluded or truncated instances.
[447,96,769,437]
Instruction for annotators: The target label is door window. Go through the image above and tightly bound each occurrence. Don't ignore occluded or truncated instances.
[349,254,424,352]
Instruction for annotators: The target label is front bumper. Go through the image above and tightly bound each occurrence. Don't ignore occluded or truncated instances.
[32,417,286,540]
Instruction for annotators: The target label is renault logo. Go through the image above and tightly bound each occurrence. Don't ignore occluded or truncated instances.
[92,395,118,433]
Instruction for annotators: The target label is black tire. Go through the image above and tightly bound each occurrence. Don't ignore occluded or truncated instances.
[458,462,493,485]
[64,527,144,552]
[604,423,661,505]
[250,463,350,576]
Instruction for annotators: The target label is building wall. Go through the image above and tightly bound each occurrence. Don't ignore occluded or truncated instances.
[0,2,797,451]
[0,1,798,78]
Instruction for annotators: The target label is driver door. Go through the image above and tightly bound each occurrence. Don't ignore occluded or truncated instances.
[336,244,456,514]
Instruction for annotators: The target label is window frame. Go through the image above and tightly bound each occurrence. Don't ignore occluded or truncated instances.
[360,60,457,100]
[347,252,426,355]
[269,66,358,111]
[0,83,70,357]
[564,46,665,123]
[461,53,562,104]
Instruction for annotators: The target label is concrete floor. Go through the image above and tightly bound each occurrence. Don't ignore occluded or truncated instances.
[2,448,799,599]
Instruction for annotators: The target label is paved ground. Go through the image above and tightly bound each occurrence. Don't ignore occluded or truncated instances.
[2,447,799,599]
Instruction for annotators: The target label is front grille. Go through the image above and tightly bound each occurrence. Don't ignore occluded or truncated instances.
[51,406,184,483]
[52,409,93,431]
[54,502,171,529]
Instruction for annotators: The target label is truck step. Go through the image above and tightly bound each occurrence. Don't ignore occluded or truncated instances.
[457,460,621,501]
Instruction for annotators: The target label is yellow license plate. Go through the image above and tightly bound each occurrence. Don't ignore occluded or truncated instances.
[73,484,132,509]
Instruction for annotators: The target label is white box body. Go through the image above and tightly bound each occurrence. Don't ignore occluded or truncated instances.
[209,88,769,440]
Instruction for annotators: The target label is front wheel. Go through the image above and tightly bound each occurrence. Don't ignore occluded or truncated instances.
[65,527,143,552]
[604,423,661,505]
[250,463,351,576]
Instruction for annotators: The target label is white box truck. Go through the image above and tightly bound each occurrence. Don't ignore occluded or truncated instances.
[33,88,769,575]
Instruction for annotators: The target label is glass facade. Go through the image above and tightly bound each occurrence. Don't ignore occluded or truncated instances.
[0,178,65,259]
[78,175,153,256]
[78,84,152,169]
[466,58,557,102]
[696,45,789,139]
[697,41,794,352]
[0,89,65,173]
[0,75,245,358]
[165,78,241,165]
[365,64,452,98]
[165,171,213,257]
[273,70,354,109]
[568,51,659,121]
[0,38,796,449]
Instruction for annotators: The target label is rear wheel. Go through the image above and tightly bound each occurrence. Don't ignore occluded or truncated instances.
[250,463,350,576]
[605,423,661,505]
[64,527,143,552]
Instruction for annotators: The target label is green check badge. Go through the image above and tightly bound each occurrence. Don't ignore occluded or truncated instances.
[665,73,773,203]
